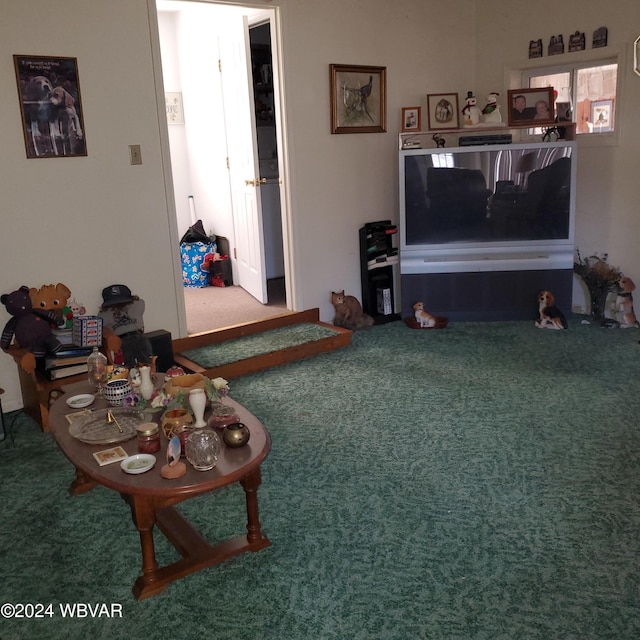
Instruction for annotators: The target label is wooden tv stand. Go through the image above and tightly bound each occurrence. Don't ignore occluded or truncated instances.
[4,346,88,432]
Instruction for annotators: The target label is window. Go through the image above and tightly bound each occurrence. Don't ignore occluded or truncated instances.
[523,59,618,135]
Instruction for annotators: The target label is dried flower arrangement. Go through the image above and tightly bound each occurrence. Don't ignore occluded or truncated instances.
[573,249,622,320]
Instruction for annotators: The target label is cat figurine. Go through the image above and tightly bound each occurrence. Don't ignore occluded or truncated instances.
[330,290,374,330]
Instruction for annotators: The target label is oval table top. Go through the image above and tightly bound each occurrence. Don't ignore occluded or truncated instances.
[48,377,271,500]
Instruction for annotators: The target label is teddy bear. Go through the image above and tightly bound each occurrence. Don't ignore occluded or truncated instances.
[1,286,62,373]
[29,282,73,329]
[615,276,639,328]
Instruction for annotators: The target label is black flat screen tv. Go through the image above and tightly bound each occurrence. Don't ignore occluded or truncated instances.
[399,141,576,274]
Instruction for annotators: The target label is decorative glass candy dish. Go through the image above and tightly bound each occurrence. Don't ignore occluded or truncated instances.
[69,408,144,444]
[185,428,221,471]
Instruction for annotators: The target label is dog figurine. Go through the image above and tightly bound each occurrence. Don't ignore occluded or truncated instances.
[413,301,436,328]
[615,276,639,328]
[535,290,567,330]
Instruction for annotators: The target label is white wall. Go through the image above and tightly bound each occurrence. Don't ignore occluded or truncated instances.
[474,0,640,308]
[0,0,183,411]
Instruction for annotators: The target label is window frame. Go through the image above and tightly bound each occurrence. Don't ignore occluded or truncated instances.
[507,47,623,147]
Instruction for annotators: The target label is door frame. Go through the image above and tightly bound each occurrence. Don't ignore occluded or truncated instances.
[146,0,295,338]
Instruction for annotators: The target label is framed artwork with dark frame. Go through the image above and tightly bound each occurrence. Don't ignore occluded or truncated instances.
[330,64,386,134]
[13,54,87,159]
[590,99,613,132]
[426,93,459,130]
[507,87,555,127]
[401,106,421,132]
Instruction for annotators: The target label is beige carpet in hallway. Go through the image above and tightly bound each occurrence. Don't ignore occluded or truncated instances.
[183,280,288,334]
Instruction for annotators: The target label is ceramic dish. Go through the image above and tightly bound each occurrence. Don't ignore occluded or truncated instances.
[121,454,156,475]
[65,394,95,409]
[68,408,143,445]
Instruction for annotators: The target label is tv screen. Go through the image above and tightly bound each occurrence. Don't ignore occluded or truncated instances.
[402,142,575,248]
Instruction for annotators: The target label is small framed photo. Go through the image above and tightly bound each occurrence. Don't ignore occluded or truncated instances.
[401,106,421,132]
[590,99,613,132]
[426,93,459,130]
[555,101,572,122]
[330,64,386,134]
[507,87,555,127]
[13,54,87,158]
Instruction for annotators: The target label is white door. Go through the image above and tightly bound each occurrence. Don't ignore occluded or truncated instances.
[218,25,267,304]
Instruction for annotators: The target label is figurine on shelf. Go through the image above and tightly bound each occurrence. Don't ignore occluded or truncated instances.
[461,91,481,127]
[482,92,502,125]
[432,134,445,148]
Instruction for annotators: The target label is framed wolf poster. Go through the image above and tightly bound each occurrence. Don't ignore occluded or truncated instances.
[14,55,87,158]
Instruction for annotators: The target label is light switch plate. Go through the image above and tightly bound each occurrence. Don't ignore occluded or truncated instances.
[129,145,142,165]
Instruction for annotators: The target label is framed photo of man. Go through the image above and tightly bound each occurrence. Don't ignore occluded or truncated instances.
[507,88,555,127]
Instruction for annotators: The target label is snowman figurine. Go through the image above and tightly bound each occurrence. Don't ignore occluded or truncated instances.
[461,91,481,127]
[482,92,502,124]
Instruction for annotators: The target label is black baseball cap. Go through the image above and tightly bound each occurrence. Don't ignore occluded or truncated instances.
[101,284,134,307]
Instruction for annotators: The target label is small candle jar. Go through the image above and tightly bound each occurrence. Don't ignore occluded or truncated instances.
[136,422,161,454]
[207,403,240,432]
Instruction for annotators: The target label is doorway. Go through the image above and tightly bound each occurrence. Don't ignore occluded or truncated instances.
[155,1,288,334]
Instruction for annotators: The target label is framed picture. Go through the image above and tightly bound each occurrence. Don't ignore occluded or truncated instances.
[590,99,613,132]
[555,101,572,122]
[426,93,459,130]
[507,87,555,127]
[401,107,421,132]
[165,92,185,124]
[13,55,87,159]
[330,64,386,134]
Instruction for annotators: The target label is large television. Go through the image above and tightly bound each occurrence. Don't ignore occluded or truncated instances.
[398,141,577,320]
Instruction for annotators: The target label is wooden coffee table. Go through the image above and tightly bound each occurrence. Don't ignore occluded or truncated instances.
[48,380,271,600]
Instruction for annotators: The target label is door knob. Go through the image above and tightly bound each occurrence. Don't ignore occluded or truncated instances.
[245,179,255,187]
[259,178,267,184]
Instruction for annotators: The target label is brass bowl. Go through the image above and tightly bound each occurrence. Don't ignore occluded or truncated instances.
[222,422,250,448]
[161,408,194,439]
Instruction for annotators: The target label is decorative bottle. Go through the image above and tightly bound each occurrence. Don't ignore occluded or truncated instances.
[87,347,108,397]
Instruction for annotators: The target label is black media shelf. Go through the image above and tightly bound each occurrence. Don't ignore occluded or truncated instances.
[359,220,400,325]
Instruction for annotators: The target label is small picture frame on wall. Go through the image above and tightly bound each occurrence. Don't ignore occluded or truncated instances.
[401,107,421,132]
[165,92,185,124]
[13,54,87,159]
[426,93,459,130]
[507,87,555,127]
[330,64,386,134]
[590,99,613,132]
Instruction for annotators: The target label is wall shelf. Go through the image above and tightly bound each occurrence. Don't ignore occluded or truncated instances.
[399,122,576,149]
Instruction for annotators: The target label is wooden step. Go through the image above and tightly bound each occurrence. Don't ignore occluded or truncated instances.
[172,309,351,380]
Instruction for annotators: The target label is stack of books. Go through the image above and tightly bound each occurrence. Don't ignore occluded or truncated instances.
[36,344,93,380]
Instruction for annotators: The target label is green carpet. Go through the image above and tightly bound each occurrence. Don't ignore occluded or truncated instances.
[181,322,340,368]
[1,317,639,639]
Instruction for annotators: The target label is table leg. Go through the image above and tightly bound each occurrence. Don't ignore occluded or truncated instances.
[127,470,270,600]
[241,467,268,544]
[68,466,97,496]
[125,495,164,600]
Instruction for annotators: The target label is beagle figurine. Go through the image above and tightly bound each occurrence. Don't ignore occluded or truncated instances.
[535,290,567,330]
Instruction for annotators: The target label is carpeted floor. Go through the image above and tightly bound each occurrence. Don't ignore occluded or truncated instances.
[183,278,288,334]
[1,317,639,639]
[181,322,342,368]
